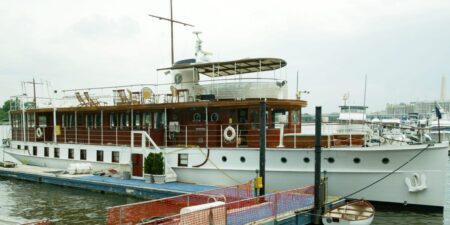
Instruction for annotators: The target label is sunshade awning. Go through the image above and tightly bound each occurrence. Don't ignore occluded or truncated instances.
[157,58,287,77]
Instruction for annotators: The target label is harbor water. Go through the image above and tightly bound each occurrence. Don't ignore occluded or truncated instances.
[0,125,449,224]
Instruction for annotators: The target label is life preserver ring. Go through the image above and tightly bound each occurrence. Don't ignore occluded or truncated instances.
[379,137,385,143]
[223,126,236,142]
[36,127,43,138]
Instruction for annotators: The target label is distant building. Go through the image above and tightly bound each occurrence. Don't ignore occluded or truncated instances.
[385,101,450,115]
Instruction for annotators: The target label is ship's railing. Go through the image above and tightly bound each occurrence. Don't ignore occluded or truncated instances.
[9,76,286,110]
[10,121,381,149]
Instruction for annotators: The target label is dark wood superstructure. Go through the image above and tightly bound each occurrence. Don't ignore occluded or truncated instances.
[10,98,307,148]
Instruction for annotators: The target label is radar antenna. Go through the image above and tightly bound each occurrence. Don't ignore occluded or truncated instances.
[193,31,212,62]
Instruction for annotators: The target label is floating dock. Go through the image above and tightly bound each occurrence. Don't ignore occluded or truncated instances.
[106,181,329,225]
[0,164,215,199]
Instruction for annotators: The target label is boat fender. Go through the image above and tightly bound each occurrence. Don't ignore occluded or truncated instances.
[223,126,236,142]
[36,127,43,138]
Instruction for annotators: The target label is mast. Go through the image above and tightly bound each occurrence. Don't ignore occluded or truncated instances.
[149,0,194,65]
[23,78,43,108]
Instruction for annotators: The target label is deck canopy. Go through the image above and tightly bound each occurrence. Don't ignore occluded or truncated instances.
[158,58,287,77]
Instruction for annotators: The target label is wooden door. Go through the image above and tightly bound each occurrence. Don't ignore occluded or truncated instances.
[132,154,143,177]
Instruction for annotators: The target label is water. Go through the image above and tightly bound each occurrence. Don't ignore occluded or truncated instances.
[0,177,143,224]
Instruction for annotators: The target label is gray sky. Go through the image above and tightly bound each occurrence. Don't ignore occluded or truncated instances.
[0,0,449,113]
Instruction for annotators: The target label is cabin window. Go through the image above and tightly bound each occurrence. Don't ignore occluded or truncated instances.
[143,112,152,128]
[68,148,74,159]
[32,146,37,155]
[54,148,60,158]
[62,114,67,128]
[250,110,259,128]
[94,113,101,129]
[39,115,47,127]
[178,154,188,167]
[62,113,74,128]
[133,112,141,128]
[154,112,165,129]
[12,114,19,128]
[272,109,288,128]
[110,113,118,128]
[80,149,87,160]
[291,110,300,124]
[69,113,75,128]
[44,147,49,157]
[76,113,83,127]
[27,113,35,128]
[96,150,104,162]
[86,113,93,129]
[112,151,120,163]
[24,145,28,150]
[17,145,21,149]
[120,112,129,128]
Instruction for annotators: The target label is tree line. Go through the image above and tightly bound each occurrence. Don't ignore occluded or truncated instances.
[0,100,12,123]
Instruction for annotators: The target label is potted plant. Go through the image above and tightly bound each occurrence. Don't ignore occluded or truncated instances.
[152,152,166,184]
[143,153,154,183]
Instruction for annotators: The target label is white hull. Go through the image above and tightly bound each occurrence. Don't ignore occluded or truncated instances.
[5,141,448,207]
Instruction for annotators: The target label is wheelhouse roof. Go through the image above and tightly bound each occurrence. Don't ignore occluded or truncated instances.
[157,58,287,77]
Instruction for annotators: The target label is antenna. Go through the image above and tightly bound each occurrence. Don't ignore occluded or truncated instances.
[193,31,211,62]
[148,0,195,65]
[23,78,44,108]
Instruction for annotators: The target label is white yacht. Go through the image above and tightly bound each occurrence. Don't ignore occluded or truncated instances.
[3,34,448,208]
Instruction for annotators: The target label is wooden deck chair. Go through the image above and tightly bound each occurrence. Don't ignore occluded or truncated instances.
[116,89,129,104]
[141,87,154,103]
[75,92,88,107]
[170,86,178,103]
[83,92,100,107]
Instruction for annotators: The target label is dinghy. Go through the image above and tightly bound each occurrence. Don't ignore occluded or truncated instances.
[322,200,375,225]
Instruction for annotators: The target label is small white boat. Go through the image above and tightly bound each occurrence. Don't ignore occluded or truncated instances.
[322,200,375,225]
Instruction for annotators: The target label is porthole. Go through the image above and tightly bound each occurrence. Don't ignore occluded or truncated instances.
[303,157,310,163]
[193,113,201,122]
[240,156,246,163]
[211,112,219,122]
[327,157,335,164]
[281,157,287,163]
[353,157,361,164]
[382,158,390,164]
[222,156,227,162]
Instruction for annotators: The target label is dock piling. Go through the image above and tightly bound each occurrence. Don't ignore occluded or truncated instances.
[313,106,323,224]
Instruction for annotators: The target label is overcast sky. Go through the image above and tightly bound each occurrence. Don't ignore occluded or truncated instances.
[0,0,449,113]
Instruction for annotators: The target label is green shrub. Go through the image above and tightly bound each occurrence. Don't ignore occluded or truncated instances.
[144,153,154,174]
[144,152,164,175]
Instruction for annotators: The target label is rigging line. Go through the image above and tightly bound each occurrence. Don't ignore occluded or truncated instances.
[161,146,242,184]
[195,147,242,184]
[327,143,432,205]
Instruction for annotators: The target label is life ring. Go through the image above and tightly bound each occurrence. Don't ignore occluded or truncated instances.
[223,126,236,142]
[36,127,43,138]
[379,137,385,143]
